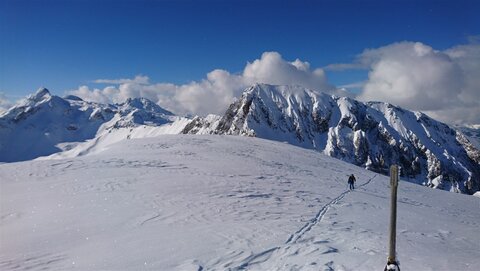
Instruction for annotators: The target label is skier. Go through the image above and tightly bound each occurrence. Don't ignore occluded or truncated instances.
[348,174,356,190]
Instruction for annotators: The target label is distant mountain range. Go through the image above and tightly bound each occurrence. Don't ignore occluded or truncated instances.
[0,88,187,162]
[1,85,479,194]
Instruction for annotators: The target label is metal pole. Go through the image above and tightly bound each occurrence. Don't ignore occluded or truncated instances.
[386,165,399,270]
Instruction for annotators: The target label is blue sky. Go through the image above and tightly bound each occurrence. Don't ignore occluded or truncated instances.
[1,0,479,124]
[1,0,477,95]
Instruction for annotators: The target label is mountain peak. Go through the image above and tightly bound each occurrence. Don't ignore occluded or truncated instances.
[120,97,173,115]
[31,87,51,101]
[64,95,84,101]
[184,83,480,194]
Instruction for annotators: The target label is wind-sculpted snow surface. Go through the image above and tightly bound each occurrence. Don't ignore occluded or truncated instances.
[1,135,479,270]
[184,84,480,193]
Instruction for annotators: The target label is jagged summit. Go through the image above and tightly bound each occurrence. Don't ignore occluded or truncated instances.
[31,87,51,101]
[121,97,173,115]
[183,83,480,194]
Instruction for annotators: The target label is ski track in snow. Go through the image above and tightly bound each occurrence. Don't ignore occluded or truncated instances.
[285,174,377,245]
[213,175,378,271]
[2,136,480,271]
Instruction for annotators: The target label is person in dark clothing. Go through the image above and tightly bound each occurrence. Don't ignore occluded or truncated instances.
[348,174,356,190]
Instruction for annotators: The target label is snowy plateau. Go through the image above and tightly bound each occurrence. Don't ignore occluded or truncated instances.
[0,85,480,270]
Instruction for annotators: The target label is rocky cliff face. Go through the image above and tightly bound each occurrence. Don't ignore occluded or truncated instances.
[183,83,480,194]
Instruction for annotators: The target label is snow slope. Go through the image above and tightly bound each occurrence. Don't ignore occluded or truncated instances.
[456,125,480,150]
[183,84,480,194]
[1,135,479,270]
[0,88,186,162]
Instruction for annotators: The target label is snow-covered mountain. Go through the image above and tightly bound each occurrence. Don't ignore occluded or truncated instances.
[1,87,479,269]
[0,88,186,162]
[183,84,480,194]
[1,135,479,270]
[456,124,480,150]
[2,85,479,194]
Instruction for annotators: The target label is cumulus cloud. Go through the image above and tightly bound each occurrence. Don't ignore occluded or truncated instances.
[242,52,333,91]
[66,45,479,125]
[358,42,465,110]
[338,81,367,90]
[439,42,480,124]
[355,41,480,125]
[68,52,335,116]
[69,72,244,116]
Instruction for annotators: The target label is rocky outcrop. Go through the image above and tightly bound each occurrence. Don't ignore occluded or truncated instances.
[183,83,480,194]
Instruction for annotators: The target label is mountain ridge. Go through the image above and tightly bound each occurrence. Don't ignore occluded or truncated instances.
[0,88,180,162]
[1,85,479,194]
[183,83,480,194]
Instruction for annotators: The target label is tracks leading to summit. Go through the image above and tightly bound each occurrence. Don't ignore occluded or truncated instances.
[286,174,377,244]
[223,174,378,270]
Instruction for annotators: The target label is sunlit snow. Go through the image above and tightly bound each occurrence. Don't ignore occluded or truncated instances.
[1,135,479,270]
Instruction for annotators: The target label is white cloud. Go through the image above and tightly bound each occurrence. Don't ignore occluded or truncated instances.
[338,81,367,90]
[70,86,113,104]
[440,42,480,124]
[68,52,334,116]
[356,41,480,125]
[243,52,333,91]
[66,45,479,125]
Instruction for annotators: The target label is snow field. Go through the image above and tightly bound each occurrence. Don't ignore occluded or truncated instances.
[1,135,479,270]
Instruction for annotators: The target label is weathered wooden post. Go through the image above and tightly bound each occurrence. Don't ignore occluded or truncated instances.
[385,165,400,271]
